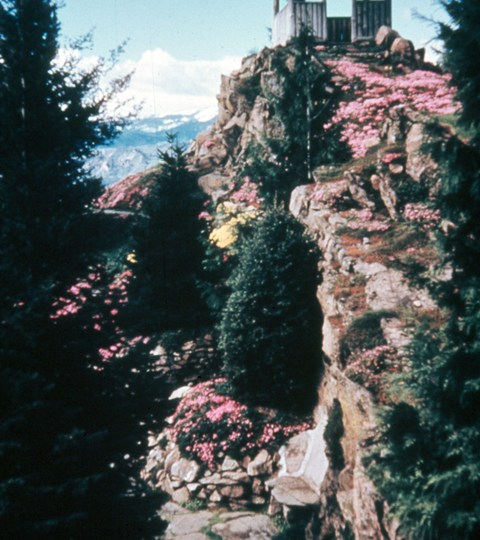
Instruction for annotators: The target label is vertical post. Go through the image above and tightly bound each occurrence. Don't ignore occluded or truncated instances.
[274,0,279,16]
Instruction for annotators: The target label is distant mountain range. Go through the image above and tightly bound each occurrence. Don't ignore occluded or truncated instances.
[89,110,216,185]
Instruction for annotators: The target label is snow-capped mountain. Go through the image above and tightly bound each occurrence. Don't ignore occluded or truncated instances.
[89,110,216,185]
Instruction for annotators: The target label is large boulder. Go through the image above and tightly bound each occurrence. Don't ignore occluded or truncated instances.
[198,172,230,195]
[405,122,439,182]
[390,37,417,67]
[375,26,400,49]
[270,476,321,507]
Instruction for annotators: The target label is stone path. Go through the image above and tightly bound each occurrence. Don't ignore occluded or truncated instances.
[161,502,279,539]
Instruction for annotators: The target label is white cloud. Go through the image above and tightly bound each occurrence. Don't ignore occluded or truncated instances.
[110,49,242,118]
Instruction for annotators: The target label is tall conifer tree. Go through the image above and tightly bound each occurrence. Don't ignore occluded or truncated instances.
[131,138,207,333]
[0,1,165,536]
[369,2,480,538]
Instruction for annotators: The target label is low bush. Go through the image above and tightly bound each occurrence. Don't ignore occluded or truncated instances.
[169,379,311,469]
[339,310,396,365]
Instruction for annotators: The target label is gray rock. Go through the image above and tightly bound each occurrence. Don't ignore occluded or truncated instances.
[375,25,400,49]
[247,449,273,476]
[175,534,209,540]
[221,456,240,472]
[198,172,231,195]
[211,513,279,540]
[164,510,214,538]
[283,432,309,475]
[252,478,264,495]
[377,174,398,220]
[220,484,245,499]
[170,458,201,484]
[199,473,238,486]
[390,37,416,67]
[164,447,181,474]
[222,470,250,483]
[270,476,320,507]
[186,482,201,493]
[171,486,191,505]
[210,490,223,503]
[346,171,375,210]
[405,122,438,182]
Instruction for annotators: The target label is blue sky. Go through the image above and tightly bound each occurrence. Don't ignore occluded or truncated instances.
[57,1,446,117]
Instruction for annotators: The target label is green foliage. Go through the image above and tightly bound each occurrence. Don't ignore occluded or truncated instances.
[0,0,129,297]
[218,208,322,414]
[0,1,166,536]
[240,28,349,206]
[339,310,395,364]
[273,521,309,540]
[131,137,208,332]
[438,0,480,136]
[395,175,429,208]
[324,399,345,471]
[369,12,480,532]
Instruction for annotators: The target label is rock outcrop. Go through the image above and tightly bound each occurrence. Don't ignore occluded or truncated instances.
[144,430,276,511]
[136,30,457,539]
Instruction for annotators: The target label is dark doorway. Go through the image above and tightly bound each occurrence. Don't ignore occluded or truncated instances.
[327,17,351,43]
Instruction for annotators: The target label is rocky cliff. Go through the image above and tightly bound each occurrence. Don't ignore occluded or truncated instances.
[107,29,459,539]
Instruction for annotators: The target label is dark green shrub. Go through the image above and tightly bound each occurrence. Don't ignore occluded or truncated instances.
[339,310,396,365]
[218,208,322,414]
[324,399,345,471]
[395,176,429,207]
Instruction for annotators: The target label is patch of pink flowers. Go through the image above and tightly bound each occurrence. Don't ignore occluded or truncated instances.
[169,379,311,469]
[403,203,441,230]
[50,268,147,362]
[326,60,460,158]
[96,172,152,211]
[345,345,399,399]
[310,181,348,211]
[347,208,391,232]
[230,176,261,207]
[382,152,404,164]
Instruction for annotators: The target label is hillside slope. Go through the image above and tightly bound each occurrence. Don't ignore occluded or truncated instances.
[104,29,460,539]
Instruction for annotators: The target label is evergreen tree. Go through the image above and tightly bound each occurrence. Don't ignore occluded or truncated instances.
[131,138,207,332]
[0,0,127,298]
[368,2,480,537]
[218,208,322,414]
[438,0,480,135]
[0,1,165,536]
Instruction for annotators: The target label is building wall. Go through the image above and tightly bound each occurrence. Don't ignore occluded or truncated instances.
[272,0,392,45]
[352,0,392,41]
[273,0,327,46]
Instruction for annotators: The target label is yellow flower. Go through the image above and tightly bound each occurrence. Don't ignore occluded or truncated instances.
[209,221,238,248]
[126,252,137,264]
[209,210,260,249]
[217,201,238,215]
